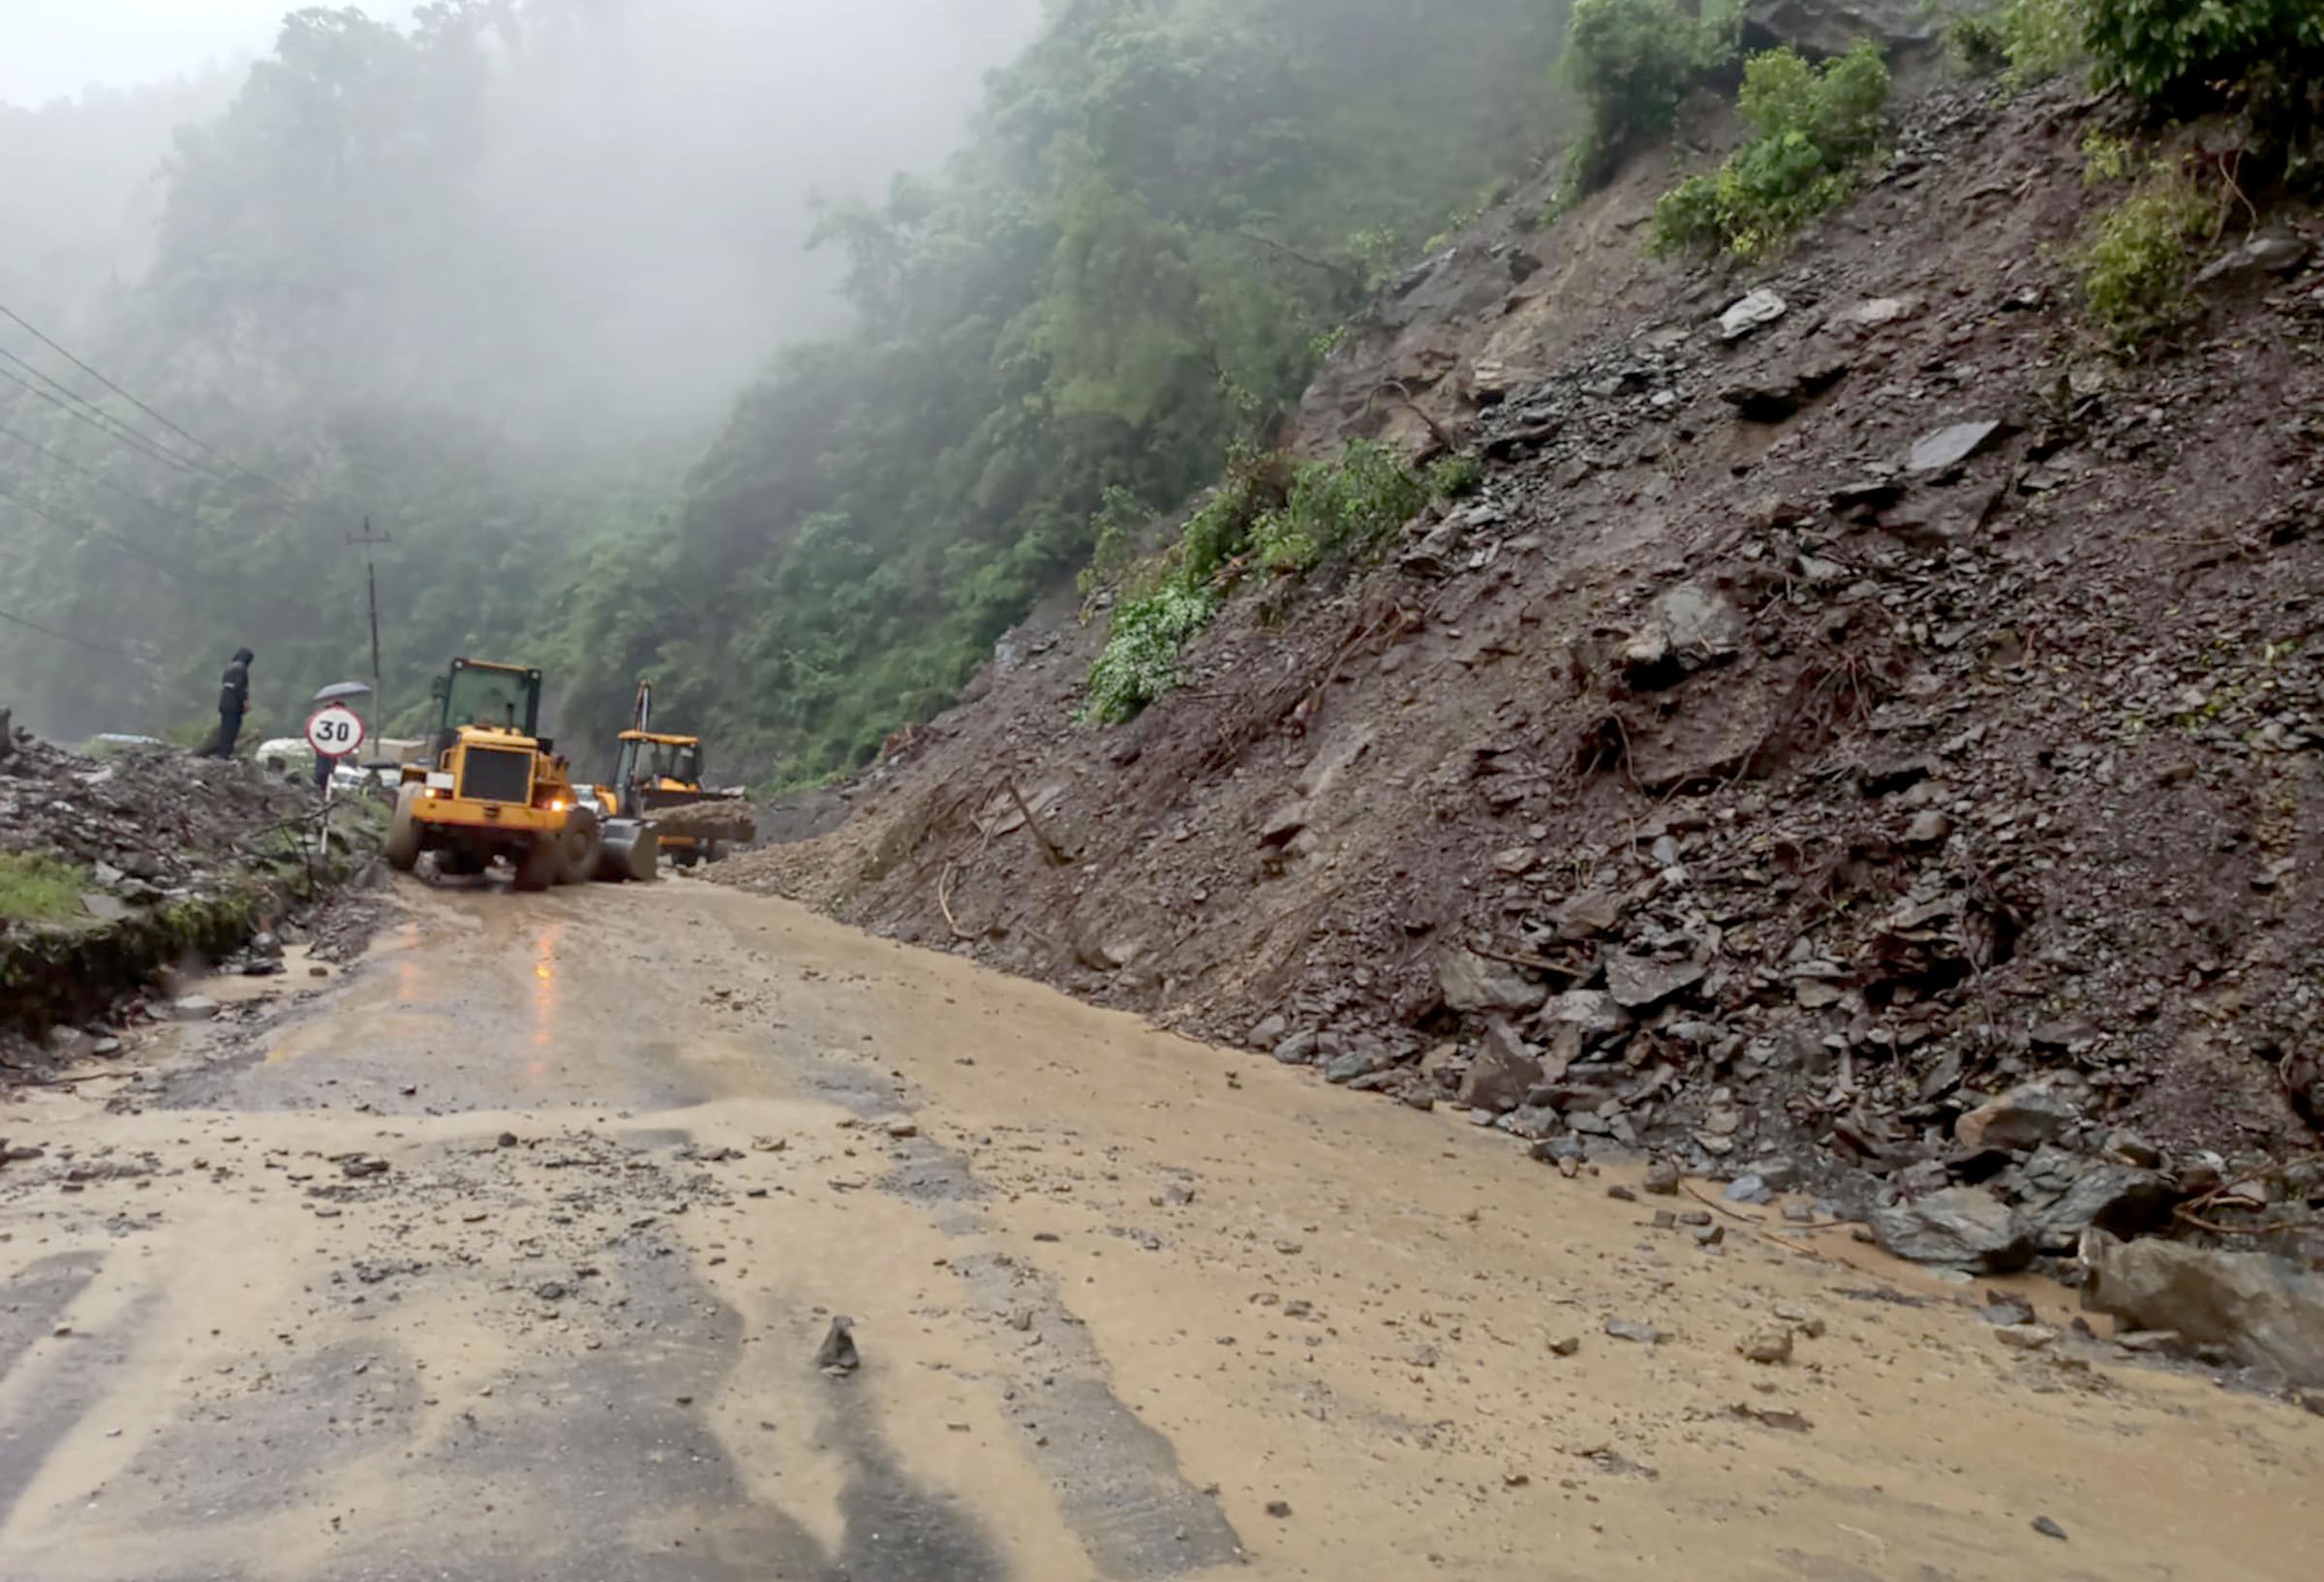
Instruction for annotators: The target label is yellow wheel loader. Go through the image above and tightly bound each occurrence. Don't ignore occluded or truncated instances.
[590,681,755,868]
[383,659,657,889]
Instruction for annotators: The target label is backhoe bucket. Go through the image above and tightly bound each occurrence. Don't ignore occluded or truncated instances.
[643,797,756,845]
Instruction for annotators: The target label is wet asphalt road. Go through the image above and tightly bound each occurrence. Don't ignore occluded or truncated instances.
[0,882,1238,1582]
[3,876,2320,1582]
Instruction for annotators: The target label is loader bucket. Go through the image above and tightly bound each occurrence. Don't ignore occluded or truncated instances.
[596,819,659,883]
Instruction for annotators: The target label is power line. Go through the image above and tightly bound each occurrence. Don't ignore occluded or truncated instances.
[0,602,133,655]
[0,344,226,479]
[0,475,205,578]
[0,299,302,504]
[0,368,340,554]
[0,353,234,486]
[0,420,185,516]
[0,476,321,625]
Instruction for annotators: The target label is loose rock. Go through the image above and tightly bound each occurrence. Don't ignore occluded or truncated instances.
[1603,952,1706,1012]
[1993,1323,2057,1352]
[1458,1019,1543,1112]
[1720,289,1787,341]
[1437,947,1542,1015]
[814,1316,861,1376]
[1906,419,2003,474]
[1955,1078,2079,1153]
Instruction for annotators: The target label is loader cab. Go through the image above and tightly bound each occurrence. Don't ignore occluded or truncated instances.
[431,659,545,761]
[613,731,704,795]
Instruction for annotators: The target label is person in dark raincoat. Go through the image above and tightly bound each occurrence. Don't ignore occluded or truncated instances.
[204,648,254,758]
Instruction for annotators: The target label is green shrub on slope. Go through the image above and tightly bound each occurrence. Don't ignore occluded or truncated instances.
[2077,164,2219,353]
[1082,441,1467,722]
[1651,42,1891,260]
[2083,0,2324,103]
[1948,0,2088,84]
[1084,584,1224,725]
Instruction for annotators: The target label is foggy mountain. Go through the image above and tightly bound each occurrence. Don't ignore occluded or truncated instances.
[2,0,1571,775]
[0,68,246,338]
[0,0,1046,739]
[130,0,1050,437]
[471,0,1050,428]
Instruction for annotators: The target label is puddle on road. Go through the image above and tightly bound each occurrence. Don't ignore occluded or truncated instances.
[0,877,2315,1582]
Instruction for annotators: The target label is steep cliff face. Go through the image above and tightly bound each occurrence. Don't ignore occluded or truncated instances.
[724,68,2324,1242]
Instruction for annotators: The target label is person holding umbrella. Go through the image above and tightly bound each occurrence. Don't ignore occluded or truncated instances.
[309,681,373,795]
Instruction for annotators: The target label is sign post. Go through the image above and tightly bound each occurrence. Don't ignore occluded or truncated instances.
[305,704,365,840]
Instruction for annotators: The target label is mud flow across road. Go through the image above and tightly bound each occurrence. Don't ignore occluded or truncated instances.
[2,879,2317,1580]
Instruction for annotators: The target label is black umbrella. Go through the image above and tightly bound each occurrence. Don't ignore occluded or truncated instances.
[312,682,374,704]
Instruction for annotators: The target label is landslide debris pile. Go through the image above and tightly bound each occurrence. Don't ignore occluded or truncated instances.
[724,75,2324,1280]
[0,724,371,1040]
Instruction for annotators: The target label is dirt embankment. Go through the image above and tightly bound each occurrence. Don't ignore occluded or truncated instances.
[722,78,2324,1276]
[0,726,383,1060]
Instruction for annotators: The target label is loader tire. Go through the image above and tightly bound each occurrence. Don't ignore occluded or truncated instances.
[555,807,602,886]
[512,834,560,893]
[385,786,424,873]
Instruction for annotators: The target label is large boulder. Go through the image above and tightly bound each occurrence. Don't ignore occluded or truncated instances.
[1869,1186,2034,1272]
[2021,1164,2176,1253]
[2081,1232,2324,1386]
[1744,0,1946,56]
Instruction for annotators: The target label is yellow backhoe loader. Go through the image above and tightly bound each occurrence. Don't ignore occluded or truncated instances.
[383,658,657,889]
[588,681,755,868]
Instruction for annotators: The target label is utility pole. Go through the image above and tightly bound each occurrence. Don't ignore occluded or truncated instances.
[349,517,390,732]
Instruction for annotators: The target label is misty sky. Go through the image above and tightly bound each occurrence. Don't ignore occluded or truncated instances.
[1,1,418,106]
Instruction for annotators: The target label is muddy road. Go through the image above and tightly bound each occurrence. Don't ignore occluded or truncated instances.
[1,879,2317,1580]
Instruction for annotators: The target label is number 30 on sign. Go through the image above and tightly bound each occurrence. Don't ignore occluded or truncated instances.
[306,704,367,757]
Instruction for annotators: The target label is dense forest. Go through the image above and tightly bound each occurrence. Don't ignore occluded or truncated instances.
[1,0,1573,785]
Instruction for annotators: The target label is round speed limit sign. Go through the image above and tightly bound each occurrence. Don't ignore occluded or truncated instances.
[306,703,367,758]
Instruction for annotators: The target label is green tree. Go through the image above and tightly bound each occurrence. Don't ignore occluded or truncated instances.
[1559,0,1738,190]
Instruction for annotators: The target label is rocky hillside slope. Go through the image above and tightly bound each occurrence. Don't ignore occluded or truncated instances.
[723,68,2324,1274]
[1,725,380,1055]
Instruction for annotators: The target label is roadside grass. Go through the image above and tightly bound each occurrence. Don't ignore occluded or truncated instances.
[0,852,89,925]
